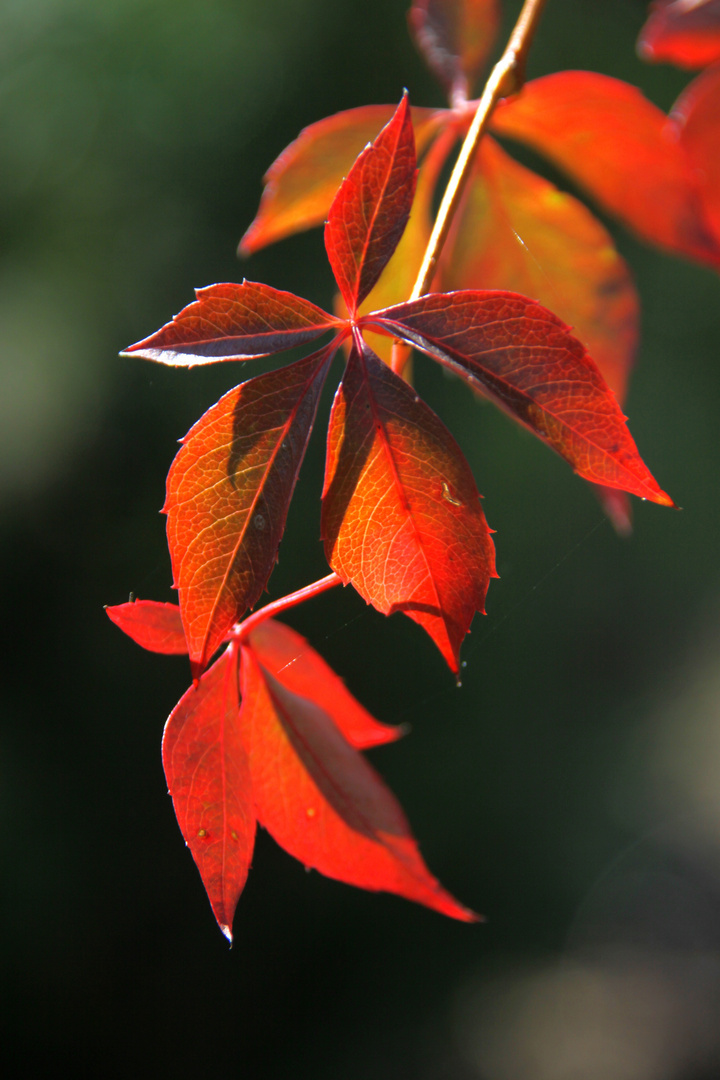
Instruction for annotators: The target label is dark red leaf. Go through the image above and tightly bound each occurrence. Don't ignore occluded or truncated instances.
[321,340,497,673]
[672,65,720,242]
[408,0,501,100]
[165,347,334,677]
[123,281,340,367]
[247,618,401,748]
[638,0,720,69]
[370,292,674,505]
[325,94,417,317]
[491,72,720,269]
[105,599,188,654]
[240,105,441,255]
[239,646,477,920]
[163,643,255,942]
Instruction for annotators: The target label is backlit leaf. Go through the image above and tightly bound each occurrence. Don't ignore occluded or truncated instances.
[248,618,401,748]
[322,340,497,673]
[672,64,720,241]
[442,136,638,401]
[408,0,501,100]
[123,281,340,367]
[240,647,477,920]
[371,292,674,505]
[491,72,720,268]
[325,93,417,316]
[638,0,720,69]
[166,347,334,677]
[163,643,254,942]
[105,599,188,654]
[240,105,441,255]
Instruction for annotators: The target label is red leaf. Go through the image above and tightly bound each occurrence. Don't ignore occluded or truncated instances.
[247,618,401,748]
[325,94,417,317]
[239,105,441,255]
[321,340,497,673]
[638,0,720,69]
[163,643,255,942]
[672,65,720,242]
[491,72,720,268]
[105,599,188,654]
[441,136,638,402]
[408,0,501,100]
[240,646,477,920]
[166,347,334,677]
[123,281,340,367]
[371,292,674,506]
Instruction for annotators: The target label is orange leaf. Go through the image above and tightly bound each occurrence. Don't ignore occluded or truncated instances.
[322,340,497,673]
[163,643,254,942]
[248,618,401,748]
[491,71,720,268]
[408,0,501,100]
[672,65,720,242]
[638,0,720,69]
[105,599,188,654]
[372,292,674,505]
[240,105,441,255]
[240,646,477,920]
[165,348,333,677]
[442,136,638,401]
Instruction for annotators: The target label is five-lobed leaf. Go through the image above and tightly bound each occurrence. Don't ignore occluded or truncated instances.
[325,93,418,316]
[240,646,477,921]
[370,291,673,505]
[123,281,341,367]
[165,347,334,677]
[163,643,254,942]
[322,339,497,673]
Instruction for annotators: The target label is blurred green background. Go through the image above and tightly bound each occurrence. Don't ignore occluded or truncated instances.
[2,0,720,1076]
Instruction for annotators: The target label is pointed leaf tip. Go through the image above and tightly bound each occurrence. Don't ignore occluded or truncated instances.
[325,93,417,316]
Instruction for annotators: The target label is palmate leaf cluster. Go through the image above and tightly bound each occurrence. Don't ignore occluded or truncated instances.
[108,0,720,940]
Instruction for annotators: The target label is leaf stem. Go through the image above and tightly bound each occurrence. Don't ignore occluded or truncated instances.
[233,572,342,640]
[408,0,549,305]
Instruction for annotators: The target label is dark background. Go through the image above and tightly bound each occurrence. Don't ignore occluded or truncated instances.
[2,1,720,1077]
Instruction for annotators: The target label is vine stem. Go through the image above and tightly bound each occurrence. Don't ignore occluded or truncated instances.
[408,0,549,306]
[233,572,342,640]
[239,0,549,628]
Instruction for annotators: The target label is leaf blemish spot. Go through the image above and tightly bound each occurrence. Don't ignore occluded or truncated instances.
[306,807,316,818]
[254,514,266,531]
[197,828,207,838]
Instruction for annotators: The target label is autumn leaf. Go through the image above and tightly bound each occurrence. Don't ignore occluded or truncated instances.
[163,643,254,942]
[123,281,341,367]
[165,347,334,676]
[637,0,720,69]
[408,0,501,101]
[239,105,441,256]
[672,64,720,243]
[247,618,402,749]
[240,645,477,920]
[441,136,638,401]
[105,599,188,654]
[370,291,674,505]
[491,71,720,269]
[324,91,417,315]
[322,339,497,673]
